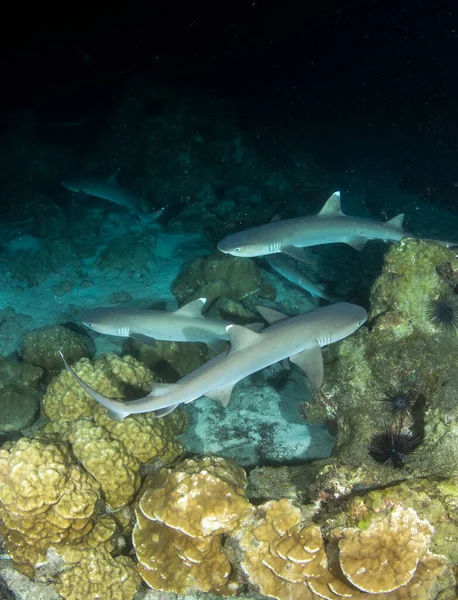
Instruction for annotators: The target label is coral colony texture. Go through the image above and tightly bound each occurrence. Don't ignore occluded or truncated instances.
[2,13,458,597]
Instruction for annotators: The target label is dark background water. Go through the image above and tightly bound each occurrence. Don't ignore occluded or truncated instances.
[0,0,457,214]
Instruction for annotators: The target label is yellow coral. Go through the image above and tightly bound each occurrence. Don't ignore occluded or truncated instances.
[237,501,447,600]
[43,353,155,422]
[134,509,235,595]
[63,419,141,510]
[41,353,187,508]
[95,410,185,465]
[139,455,252,537]
[0,437,101,574]
[239,499,323,600]
[338,506,433,594]
[56,546,141,600]
[0,438,71,516]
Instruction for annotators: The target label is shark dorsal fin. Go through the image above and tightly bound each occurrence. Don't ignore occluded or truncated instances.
[318,191,344,217]
[108,170,119,184]
[270,214,282,222]
[256,305,288,324]
[226,324,261,351]
[386,213,405,231]
[174,298,207,318]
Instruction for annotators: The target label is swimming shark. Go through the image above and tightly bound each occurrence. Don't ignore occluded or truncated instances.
[81,298,236,352]
[61,171,163,223]
[265,253,337,303]
[217,191,408,263]
[60,301,367,420]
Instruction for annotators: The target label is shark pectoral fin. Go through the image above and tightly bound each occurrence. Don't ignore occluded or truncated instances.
[318,191,344,217]
[206,383,236,407]
[289,344,324,389]
[281,359,291,370]
[107,409,127,421]
[130,333,157,347]
[226,324,261,351]
[283,246,316,265]
[346,237,368,251]
[207,339,229,354]
[256,306,288,324]
[174,298,207,318]
[386,213,405,231]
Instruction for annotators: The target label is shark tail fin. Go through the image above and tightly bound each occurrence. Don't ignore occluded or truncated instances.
[386,213,405,231]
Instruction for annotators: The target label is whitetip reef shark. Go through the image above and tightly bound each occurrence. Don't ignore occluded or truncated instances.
[265,253,337,304]
[217,190,408,264]
[81,298,244,352]
[60,301,367,420]
[61,171,163,224]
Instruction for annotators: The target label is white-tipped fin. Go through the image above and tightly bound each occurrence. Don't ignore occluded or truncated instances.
[257,306,288,324]
[289,343,324,389]
[226,324,261,352]
[317,191,344,217]
[174,298,207,318]
[386,213,405,231]
[205,383,236,407]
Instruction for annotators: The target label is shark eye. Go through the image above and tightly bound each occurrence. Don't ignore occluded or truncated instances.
[234,248,241,253]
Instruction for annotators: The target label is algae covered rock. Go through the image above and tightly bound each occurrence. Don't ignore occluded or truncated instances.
[0,356,43,388]
[301,239,458,496]
[172,252,275,320]
[0,384,41,432]
[22,325,91,376]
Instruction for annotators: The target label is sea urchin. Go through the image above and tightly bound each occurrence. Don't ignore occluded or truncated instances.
[379,383,417,426]
[426,289,458,332]
[369,428,421,468]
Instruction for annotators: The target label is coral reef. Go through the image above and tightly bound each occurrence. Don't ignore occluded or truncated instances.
[41,353,186,508]
[300,239,458,497]
[0,437,100,575]
[133,456,252,595]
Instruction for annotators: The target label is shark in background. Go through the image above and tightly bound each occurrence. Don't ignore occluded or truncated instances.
[61,171,163,224]
[217,190,408,264]
[61,301,367,419]
[81,298,255,353]
[265,253,337,304]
